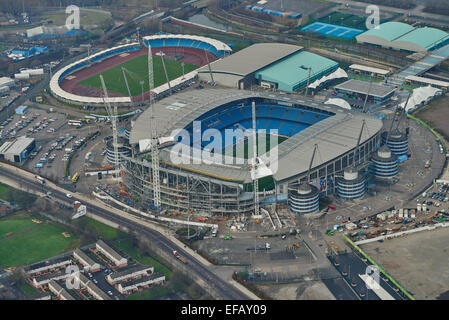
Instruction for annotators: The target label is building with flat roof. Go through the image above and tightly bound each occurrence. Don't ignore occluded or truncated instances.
[117,273,166,294]
[197,43,303,89]
[73,249,100,272]
[0,136,35,163]
[405,75,449,90]
[334,79,397,103]
[106,265,154,284]
[48,280,75,300]
[348,64,391,78]
[95,240,127,267]
[15,105,28,114]
[356,22,449,52]
[254,50,338,92]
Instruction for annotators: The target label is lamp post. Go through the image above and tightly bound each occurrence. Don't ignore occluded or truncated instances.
[140,80,144,105]
[187,214,190,240]
[300,65,312,96]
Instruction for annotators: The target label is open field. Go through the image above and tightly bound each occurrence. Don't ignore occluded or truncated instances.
[361,226,449,299]
[83,216,125,240]
[414,96,449,142]
[0,182,37,205]
[40,9,112,28]
[79,55,199,96]
[0,212,78,267]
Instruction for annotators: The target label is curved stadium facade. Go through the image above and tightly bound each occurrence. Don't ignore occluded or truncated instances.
[123,89,383,215]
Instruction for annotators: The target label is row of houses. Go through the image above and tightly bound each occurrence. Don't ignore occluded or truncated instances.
[95,240,127,268]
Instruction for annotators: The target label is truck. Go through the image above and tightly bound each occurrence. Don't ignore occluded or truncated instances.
[172,250,188,264]
[34,175,45,184]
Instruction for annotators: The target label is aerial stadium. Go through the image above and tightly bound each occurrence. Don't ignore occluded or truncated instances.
[49,34,232,106]
[123,88,383,216]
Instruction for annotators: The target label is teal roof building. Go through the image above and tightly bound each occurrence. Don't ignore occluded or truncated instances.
[356,22,449,52]
[254,51,338,92]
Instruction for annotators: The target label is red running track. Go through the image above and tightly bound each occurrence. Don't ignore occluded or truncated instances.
[59,46,218,99]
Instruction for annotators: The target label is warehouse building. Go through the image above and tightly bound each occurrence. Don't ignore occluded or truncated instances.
[73,249,100,272]
[334,79,397,103]
[356,22,449,53]
[79,273,111,300]
[95,240,127,268]
[197,43,338,92]
[0,136,35,163]
[117,273,166,294]
[254,50,339,92]
[0,77,15,89]
[106,265,154,285]
[405,75,449,91]
[48,280,75,300]
[26,25,86,39]
[27,257,72,275]
[197,43,302,89]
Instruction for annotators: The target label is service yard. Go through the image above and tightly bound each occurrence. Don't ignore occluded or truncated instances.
[361,226,449,300]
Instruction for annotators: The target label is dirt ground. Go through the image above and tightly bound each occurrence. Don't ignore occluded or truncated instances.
[361,226,449,300]
[415,95,449,140]
[258,280,336,300]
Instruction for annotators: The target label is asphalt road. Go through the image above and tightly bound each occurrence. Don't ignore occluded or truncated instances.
[0,166,250,300]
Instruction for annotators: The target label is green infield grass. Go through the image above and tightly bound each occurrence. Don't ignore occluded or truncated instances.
[79,54,198,96]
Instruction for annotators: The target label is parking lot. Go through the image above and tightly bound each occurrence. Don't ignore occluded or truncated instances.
[0,107,108,183]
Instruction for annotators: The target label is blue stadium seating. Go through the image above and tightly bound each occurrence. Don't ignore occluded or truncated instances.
[179,103,333,149]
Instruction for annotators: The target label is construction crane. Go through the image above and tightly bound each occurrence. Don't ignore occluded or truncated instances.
[354,120,366,168]
[204,49,215,85]
[362,76,374,113]
[100,74,119,170]
[307,144,319,183]
[392,92,411,133]
[149,45,161,209]
[158,51,171,94]
[251,101,260,217]
[385,92,411,144]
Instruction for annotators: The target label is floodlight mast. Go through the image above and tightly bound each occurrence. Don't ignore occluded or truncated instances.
[100,74,119,170]
[149,45,161,209]
[121,67,133,105]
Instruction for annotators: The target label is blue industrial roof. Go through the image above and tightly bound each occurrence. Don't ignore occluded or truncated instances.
[394,27,449,51]
[358,22,414,42]
[255,51,338,91]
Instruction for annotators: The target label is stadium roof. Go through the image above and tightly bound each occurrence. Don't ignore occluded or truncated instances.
[357,22,414,42]
[393,27,449,51]
[254,50,338,90]
[130,88,382,183]
[198,43,302,77]
[142,34,232,52]
[334,79,397,98]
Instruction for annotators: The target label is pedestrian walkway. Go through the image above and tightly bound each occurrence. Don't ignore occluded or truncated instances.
[389,44,449,87]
